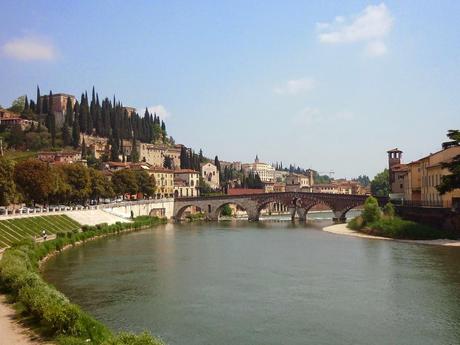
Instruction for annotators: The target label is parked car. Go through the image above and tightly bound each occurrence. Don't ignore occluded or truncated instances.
[19,207,29,214]
[0,207,6,215]
[48,205,59,212]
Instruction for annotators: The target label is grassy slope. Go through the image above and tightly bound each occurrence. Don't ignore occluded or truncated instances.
[0,215,80,249]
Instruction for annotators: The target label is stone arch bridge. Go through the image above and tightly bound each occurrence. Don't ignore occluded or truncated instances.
[174,192,388,222]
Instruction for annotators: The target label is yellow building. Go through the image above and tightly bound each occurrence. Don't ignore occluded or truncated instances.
[148,167,174,199]
[392,146,460,207]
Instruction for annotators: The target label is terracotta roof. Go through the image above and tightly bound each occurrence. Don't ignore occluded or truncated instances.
[107,161,129,167]
[174,169,199,174]
[227,188,265,195]
[387,148,402,153]
[150,167,174,173]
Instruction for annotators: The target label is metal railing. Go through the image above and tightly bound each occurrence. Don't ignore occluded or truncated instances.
[392,199,449,208]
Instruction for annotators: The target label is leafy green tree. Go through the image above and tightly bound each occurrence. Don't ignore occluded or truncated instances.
[60,164,92,203]
[6,125,25,149]
[355,175,371,187]
[112,169,138,196]
[135,170,155,198]
[14,159,53,205]
[437,130,460,194]
[0,157,17,205]
[371,169,390,197]
[362,196,381,224]
[48,165,72,204]
[89,168,114,200]
[220,204,233,217]
[8,95,26,114]
[25,130,51,150]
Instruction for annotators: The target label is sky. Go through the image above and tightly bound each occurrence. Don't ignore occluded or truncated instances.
[0,1,459,179]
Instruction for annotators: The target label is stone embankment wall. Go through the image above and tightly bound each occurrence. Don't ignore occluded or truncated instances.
[102,198,174,219]
[395,205,460,234]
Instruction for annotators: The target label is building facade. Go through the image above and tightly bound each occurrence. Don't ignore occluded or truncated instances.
[139,143,181,168]
[39,93,76,129]
[37,151,83,164]
[201,162,220,189]
[148,167,174,199]
[285,172,314,192]
[242,155,275,182]
[390,146,460,207]
[174,169,200,197]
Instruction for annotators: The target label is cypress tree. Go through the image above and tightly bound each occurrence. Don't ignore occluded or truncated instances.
[65,96,73,126]
[47,91,56,147]
[130,135,139,163]
[81,137,87,158]
[36,85,41,114]
[62,123,71,147]
[72,108,81,149]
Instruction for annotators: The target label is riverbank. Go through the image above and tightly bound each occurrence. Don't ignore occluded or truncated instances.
[323,223,460,246]
[0,217,166,345]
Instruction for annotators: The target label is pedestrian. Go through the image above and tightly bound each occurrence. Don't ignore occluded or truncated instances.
[42,230,47,241]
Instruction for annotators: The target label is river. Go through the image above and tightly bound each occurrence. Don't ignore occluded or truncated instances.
[42,215,460,345]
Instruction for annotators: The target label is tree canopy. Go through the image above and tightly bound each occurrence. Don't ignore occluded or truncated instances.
[437,130,460,195]
[371,169,390,197]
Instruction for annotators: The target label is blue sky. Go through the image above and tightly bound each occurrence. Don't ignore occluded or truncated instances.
[1,1,459,178]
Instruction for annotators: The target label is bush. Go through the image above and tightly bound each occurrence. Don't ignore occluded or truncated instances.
[382,202,395,219]
[361,196,381,224]
[102,332,165,345]
[348,215,364,230]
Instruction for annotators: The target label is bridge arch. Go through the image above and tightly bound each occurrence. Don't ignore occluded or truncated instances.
[213,201,248,219]
[175,204,205,221]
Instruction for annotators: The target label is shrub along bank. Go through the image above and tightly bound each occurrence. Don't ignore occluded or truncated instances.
[348,197,456,240]
[0,217,166,345]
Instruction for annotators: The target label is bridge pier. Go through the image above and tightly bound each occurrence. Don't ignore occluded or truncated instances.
[332,210,347,223]
[296,208,307,222]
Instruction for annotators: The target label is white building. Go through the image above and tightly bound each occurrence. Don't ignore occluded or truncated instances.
[174,169,200,197]
[242,155,275,182]
[285,172,314,192]
[201,162,220,189]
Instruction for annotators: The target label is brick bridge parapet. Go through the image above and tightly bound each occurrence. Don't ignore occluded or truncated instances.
[173,192,388,222]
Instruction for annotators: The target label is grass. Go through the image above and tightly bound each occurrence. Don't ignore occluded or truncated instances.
[0,215,80,249]
[0,217,167,345]
[4,150,38,162]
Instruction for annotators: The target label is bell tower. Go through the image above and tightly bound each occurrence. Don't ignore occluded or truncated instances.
[387,148,402,192]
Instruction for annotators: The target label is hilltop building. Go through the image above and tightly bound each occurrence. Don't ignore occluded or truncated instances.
[242,155,275,182]
[139,143,181,168]
[39,93,76,128]
[201,162,220,189]
[285,172,314,192]
[37,151,83,165]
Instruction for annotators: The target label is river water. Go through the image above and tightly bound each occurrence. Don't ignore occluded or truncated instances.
[42,215,460,345]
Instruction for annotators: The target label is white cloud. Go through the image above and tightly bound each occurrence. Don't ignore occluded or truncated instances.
[146,104,170,119]
[293,108,354,126]
[316,3,393,56]
[292,107,321,125]
[274,78,315,95]
[1,35,57,61]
